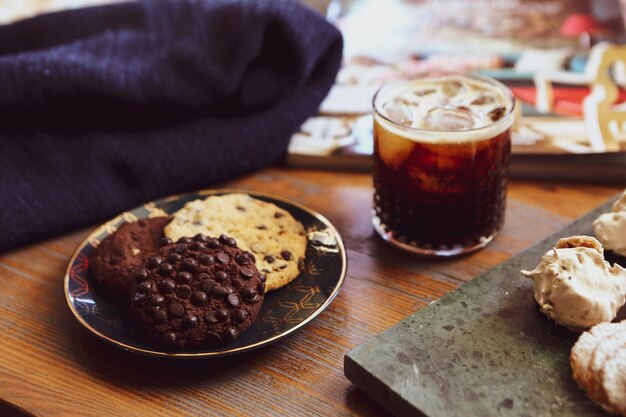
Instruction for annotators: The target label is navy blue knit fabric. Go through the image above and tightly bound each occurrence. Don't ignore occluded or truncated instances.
[0,0,342,252]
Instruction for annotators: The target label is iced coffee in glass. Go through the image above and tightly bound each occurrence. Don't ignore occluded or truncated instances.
[372,73,515,256]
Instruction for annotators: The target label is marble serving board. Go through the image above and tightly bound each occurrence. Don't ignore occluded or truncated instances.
[345,197,625,417]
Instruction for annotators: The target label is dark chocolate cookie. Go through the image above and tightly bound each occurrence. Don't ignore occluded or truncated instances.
[89,217,172,305]
[130,234,266,350]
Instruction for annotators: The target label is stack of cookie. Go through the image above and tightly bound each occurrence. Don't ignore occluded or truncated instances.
[89,193,307,351]
[164,194,307,292]
[571,321,626,416]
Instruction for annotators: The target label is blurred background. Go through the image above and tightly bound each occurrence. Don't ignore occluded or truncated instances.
[4,0,626,182]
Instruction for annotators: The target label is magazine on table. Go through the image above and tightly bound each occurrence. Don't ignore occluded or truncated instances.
[287,0,626,182]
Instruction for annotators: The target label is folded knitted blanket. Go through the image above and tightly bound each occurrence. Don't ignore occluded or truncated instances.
[0,0,342,252]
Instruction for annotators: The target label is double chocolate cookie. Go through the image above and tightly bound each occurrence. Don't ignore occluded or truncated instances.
[89,217,172,305]
[130,234,265,350]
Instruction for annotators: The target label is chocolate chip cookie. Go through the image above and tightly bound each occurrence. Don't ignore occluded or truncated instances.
[164,194,306,292]
[89,217,172,305]
[130,233,265,350]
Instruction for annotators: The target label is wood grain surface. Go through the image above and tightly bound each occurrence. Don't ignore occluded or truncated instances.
[0,167,622,417]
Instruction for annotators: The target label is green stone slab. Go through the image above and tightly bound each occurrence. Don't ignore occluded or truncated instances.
[345,196,625,417]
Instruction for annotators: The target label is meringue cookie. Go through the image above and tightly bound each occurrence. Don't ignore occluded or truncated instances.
[522,239,626,331]
[612,189,626,213]
[594,212,626,257]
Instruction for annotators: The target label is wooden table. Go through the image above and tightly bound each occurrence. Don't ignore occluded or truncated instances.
[0,167,622,417]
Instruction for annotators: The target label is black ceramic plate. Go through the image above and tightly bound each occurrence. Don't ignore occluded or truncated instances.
[64,189,347,358]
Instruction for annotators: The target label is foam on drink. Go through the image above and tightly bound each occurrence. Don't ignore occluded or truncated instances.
[375,75,514,144]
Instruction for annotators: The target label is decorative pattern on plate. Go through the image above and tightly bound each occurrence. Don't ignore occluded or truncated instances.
[263,284,323,330]
[64,190,347,358]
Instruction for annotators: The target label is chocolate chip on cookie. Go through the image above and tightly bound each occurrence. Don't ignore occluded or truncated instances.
[89,217,172,306]
[130,234,265,351]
